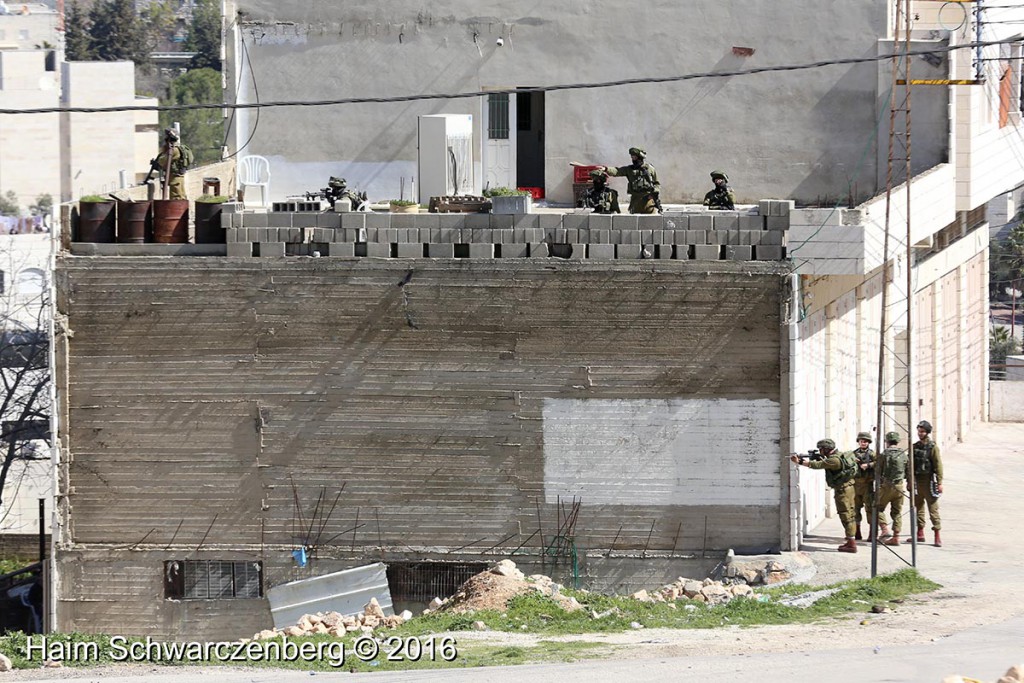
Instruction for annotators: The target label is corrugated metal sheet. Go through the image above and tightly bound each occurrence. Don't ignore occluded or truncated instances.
[266,563,393,629]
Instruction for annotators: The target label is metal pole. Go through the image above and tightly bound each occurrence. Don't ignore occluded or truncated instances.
[38,498,45,562]
[904,0,918,569]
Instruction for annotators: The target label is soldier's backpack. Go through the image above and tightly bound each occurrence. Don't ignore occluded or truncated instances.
[881,447,908,484]
[172,143,194,176]
[825,451,858,489]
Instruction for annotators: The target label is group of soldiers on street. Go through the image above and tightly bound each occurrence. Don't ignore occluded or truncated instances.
[578,147,736,214]
[790,420,944,553]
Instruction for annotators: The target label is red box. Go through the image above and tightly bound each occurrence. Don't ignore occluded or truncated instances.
[517,186,545,200]
[573,165,601,183]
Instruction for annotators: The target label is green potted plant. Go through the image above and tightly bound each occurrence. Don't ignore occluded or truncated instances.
[388,198,419,214]
[484,187,532,214]
[194,195,229,244]
[78,195,116,242]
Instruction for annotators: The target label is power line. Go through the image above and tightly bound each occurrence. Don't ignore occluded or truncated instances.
[0,37,1019,116]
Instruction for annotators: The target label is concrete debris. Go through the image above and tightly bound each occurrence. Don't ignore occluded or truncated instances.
[630,621,644,629]
[472,621,488,631]
[0,654,12,672]
[428,597,444,611]
[777,587,840,609]
[491,559,525,580]
[42,660,62,668]
[252,598,410,642]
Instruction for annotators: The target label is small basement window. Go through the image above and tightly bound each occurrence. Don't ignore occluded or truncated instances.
[164,560,263,600]
[386,561,486,604]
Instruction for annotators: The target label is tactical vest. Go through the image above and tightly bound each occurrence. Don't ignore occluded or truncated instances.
[628,165,657,194]
[824,451,858,489]
[585,187,618,213]
[913,441,934,476]
[704,187,734,209]
[880,446,907,485]
[853,447,875,479]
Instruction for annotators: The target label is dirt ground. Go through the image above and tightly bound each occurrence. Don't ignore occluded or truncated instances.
[4,422,1023,680]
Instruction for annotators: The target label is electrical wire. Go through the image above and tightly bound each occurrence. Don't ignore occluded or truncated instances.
[0,37,1019,116]
[220,27,261,160]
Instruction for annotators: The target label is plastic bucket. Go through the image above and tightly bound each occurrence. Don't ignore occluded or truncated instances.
[152,199,189,243]
[77,201,116,242]
[116,200,151,243]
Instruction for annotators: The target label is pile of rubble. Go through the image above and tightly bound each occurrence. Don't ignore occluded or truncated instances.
[722,559,792,586]
[248,598,414,641]
[437,559,583,614]
[943,664,1023,683]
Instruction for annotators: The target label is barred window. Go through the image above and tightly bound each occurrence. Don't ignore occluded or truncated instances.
[487,93,509,139]
[164,560,263,600]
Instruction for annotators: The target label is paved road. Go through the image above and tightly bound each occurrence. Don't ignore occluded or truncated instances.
[9,422,1024,682]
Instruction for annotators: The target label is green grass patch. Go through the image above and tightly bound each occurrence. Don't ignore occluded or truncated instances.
[0,556,34,575]
[0,570,938,672]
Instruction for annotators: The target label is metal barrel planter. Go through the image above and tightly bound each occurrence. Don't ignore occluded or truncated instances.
[193,200,225,244]
[77,200,116,242]
[152,199,190,243]
[116,200,152,243]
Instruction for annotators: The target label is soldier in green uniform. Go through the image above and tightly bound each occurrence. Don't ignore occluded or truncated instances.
[702,170,736,210]
[876,431,908,546]
[153,128,189,200]
[577,169,621,214]
[791,438,859,553]
[905,420,944,547]
[598,147,660,214]
[852,431,889,540]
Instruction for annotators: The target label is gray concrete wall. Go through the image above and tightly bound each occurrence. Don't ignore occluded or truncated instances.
[55,257,788,640]
[227,1,891,205]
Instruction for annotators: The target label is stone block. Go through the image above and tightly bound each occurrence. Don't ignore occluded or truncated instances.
[396,242,422,258]
[384,228,399,242]
[673,245,693,259]
[664,215,689,230]
[396,228,416,243]
[636,215,664,230]
[365,242,391,258]
[513,214,539,230]
[575,228,590,243]
[588,214,613,231]
[841,209,865,226]
[621,230,641,245]
[639,229,654,244]
[770,200,795,217]
[766,216,789,231]
[591,229,611,243]
[494,229,513,244]
[755,245,785,260]
[758,199,772,216]
[686,230,706,244]
[229,213,243,228]
[220,202,241,215]
[437,214,463,229]
[225,228,240,243]
[365,213,391,229]
[389,214,414,229]
[259,242,285,257]
[489,214,514,229]
[529,242,548,257]
[562,214,588,231]
[656,245,674,259]
[413,214,440,230]
[712,213,739,230]
[419,228,434,243]
[693,244,722,260]
[268,212,293,228]
[427,243,455,258]
[709,230,729,244]
[725,245,753,260]
[329,242,355,257]
[612,215,638,230]
[226,242,252,257]
[741,230,762,246]
[469,243,494,258]
[538,214,562,230]
[340,212,365,229]
[555,228,568,243]
[316,212,341,229]
[587,244,615,259]
[689,214,714,230]
[242,212,268,228]
[615,244,643,259]
[738,214,762,230]
[727,229,741,244]
[291,213,318,228]
[762,231,787,246]
[501,243,529,258]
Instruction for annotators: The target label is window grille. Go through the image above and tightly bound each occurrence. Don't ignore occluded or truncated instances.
[488,94,509,139]
[386,562,486,603]
[164,560,263,600]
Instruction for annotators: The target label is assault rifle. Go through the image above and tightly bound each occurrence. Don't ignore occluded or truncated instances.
[789,449,826,463]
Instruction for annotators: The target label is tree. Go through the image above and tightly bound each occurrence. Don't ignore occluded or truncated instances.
[160,68,224,166]
[0,191,19,217]
[139,0,178,54]
[185,0,222,71]
[88,0,148,66]
[0,237,52,527]
[990,325,1020,379]
[63,0,93,61]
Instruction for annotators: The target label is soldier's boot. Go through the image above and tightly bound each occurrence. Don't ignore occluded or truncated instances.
[905,530,926,543]
[879,523,892,539]
[855,524,863,541]
[934,530,942,547]
[837,538,858,553]
[884,534,901,546]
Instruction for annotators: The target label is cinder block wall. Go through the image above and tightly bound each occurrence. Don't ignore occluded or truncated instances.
[55,258,790,640]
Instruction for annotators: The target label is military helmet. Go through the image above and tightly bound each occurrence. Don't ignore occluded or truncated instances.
[164,128,179,142]
[885,431,901,444]
[856,431,872,443]
[589,169,608,180]
[917,420,933,434]
[328,176,347,187]
[816,438,836,452]
[628,147,646,158]
[710,170,729,182]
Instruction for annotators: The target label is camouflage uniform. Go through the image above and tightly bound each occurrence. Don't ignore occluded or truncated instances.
[851,434,884,530]
[910,436,943,532]
[876,434,908,535]
[578,170,621,214]
[702,171,736,210]
[805,447,858,538]
[155,139,187,200]
[604,147,660,214]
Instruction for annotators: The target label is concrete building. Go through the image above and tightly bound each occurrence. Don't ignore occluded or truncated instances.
[47,2,1024,639]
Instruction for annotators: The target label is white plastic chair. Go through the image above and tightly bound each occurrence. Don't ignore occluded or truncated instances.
[238,155,271,206]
